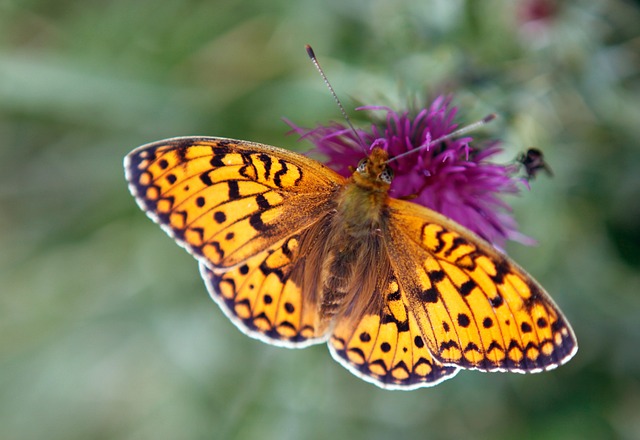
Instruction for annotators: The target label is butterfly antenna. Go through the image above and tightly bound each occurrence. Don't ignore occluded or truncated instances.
[386,113,497,163]
[306,45,367,154]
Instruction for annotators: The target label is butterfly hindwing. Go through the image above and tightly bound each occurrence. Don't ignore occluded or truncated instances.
[198,235,325,347]
[328,272,459,390]
[125,137,344,270]
[386,198,577,373]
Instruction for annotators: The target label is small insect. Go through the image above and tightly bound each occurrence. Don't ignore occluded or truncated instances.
[518,148,553,180]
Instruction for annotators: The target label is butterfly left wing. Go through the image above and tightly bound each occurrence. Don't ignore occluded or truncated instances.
[328,271,459,389]
[385,198,578,374]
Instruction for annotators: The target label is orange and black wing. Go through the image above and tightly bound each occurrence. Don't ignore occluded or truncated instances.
[328,269,459,389]
[125,137,345,346]
[385,198,577,373]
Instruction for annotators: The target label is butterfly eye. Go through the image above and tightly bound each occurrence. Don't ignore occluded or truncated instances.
[379,166,394,184]
[356,159,367,174]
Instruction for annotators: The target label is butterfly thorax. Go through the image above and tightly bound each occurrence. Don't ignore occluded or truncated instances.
[337,147,392,235]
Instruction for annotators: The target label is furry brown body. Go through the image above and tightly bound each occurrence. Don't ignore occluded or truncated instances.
[305,148,393,333]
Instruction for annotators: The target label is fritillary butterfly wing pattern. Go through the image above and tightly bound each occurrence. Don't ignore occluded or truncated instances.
[125,136,577,390]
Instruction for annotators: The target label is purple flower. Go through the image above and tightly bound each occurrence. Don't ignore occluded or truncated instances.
[287,96,534,248]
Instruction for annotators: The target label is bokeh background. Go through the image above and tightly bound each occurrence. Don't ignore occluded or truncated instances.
[2,0,639,439]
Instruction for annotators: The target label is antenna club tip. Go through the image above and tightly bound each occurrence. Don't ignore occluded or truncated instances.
[305,45,316,59]
[483,113,497,123]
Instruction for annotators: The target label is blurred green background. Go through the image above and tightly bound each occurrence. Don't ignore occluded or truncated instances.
[2,0,639,439]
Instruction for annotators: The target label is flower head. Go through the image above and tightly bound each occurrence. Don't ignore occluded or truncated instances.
[287,96,532,248]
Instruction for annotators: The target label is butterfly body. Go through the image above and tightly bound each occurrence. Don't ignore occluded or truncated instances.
[285,147,393,335]
[125,137,577,390]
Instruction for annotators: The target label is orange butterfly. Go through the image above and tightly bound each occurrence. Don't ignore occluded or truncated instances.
[125,136,577,390]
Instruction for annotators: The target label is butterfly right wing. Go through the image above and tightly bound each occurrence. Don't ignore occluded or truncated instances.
[199,233,325,347]
[328,270,459,390]
[125,136,343,271]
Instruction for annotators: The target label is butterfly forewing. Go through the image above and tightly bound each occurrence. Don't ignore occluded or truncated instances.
[386,198,578,373]
[125,137,343,270]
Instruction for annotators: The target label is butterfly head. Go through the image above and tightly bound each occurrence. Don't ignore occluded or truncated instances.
[352,147,394,191]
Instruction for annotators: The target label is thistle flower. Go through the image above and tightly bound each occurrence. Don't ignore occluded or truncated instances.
[287,96,533,248]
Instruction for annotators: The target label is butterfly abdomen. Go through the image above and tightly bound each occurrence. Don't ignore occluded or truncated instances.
[309,150,395,324]
[317,235,387,325]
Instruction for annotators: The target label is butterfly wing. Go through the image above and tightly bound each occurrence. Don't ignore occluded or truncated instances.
[385,198,577,373]
[328,271,459,389]
[125,137,345,346]
[199,248,322,347]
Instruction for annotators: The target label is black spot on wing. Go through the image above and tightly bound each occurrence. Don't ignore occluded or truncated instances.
[387,290,401,302]
[440,340,459,351]
[200,172,213,187]
[490,259,510,284]
[228,180,240,199]
[258,261,285,282]
[210,150,228,167]
[419,287,439,303]
[175,145,188,164]
[213,211,226,224]
[464,342,480,353]
[490,294,504,308]
[429,270,445,283]
[250,212,268,232]
[457,313,470,328]
[255,194,271,210]
[460,280,476,297]
[381,313,410,333]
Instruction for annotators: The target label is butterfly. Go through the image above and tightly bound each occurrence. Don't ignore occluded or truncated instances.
[124,136,577,390]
